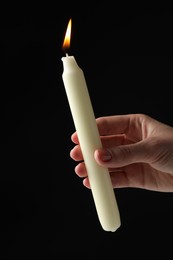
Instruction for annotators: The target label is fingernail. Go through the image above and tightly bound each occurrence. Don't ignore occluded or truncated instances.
[100,149,112,162]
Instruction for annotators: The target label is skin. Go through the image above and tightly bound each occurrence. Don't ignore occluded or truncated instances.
[70,114,173,192]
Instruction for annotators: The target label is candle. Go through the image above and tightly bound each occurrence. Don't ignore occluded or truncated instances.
[61,19,121,232]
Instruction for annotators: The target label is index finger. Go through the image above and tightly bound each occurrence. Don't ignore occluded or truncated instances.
[96,114,142,138]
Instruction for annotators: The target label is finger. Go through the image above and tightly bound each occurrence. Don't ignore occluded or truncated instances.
[94,140,153,169]
[83,177,91,189]
[81,167,140,189]
[75,162,87,177]
[70,134,127,161]
[101,134,130,148]
[96,114,143,140]
[110,164,155,190]
[71,114,137,144]
[110,170,140,189]
[70,145,83,161]
[71,132,79,144]
[83,169,135,190]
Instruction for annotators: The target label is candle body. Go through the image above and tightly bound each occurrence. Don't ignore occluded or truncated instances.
[61,56,121,232]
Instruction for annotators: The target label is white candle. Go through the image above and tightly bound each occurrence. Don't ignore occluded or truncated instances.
[61,19,121,232]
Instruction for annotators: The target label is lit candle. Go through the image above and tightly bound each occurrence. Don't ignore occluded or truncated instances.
[61,19,121,232]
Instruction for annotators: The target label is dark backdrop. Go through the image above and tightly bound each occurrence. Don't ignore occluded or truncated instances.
[2,2,173,258]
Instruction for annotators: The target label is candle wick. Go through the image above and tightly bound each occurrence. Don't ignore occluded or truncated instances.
[65,52,69,57]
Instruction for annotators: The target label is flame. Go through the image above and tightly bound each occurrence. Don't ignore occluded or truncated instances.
[62,18,72,52]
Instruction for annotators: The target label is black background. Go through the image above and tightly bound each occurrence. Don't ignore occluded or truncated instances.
[2,2,173,258]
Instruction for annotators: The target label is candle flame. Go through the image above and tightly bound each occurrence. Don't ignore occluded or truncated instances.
[62,18,72,53]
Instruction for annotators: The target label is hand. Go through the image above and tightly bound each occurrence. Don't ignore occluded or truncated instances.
[70,114,173,192]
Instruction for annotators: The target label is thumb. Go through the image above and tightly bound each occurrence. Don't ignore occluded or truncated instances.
[94,141,150,168]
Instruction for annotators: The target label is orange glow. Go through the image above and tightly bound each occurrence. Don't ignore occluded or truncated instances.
[62,18,72,52]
